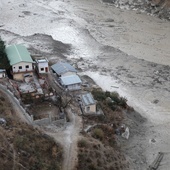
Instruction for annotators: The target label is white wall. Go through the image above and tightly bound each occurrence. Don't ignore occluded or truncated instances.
[37,62,48,73]
[12,62,33,73]
[0,72,5,78]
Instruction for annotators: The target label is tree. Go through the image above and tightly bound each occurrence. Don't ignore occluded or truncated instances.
[0,38,10,69]
[54,91,72,112]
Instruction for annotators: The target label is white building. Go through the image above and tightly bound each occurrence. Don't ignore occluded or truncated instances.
[35,58,49,74]
[5,44,34,80]
[0,69,6,78]
[82,93,96,114]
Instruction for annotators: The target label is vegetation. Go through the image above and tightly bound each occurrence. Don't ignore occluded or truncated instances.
[78,138,88,148]
[77,138,129,170]
[92,128,104,140]
[92,89,127,109]
[77,89,130,169]
[0,91,63,170]
[0,38,10,69]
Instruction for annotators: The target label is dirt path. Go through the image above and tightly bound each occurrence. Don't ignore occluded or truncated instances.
[1,0,170,169]
[45,108,82,170]
[0,83,82,170]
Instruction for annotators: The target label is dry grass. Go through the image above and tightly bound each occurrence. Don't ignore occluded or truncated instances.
[0,91,63,170]
[77,89,131,169]
[76,137,130,170]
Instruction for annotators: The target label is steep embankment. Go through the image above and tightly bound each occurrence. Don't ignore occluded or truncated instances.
[0,90,63,170]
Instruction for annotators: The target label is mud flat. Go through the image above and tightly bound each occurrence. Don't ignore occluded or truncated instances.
[0,0,170,169]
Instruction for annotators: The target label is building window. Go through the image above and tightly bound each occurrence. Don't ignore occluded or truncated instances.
[86,106,90,112]
[19,66,22,69]
[41,68,44,71]
[26,65,29,69]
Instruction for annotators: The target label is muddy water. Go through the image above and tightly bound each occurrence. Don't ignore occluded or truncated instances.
[1,0,170,169]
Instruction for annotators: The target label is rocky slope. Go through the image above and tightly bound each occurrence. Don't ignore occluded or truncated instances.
[102,0,170,20]
[0,90,63,170]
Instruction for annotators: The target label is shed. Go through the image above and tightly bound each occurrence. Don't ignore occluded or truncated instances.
[82,93,96,114]
[5,44,34,80]
[0,69,6,78]
[35,58,49,74]
[51,62,77,77]
[59,75,82,91]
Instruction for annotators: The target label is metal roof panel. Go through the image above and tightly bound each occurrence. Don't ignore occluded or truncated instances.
[82,93,95,106]
[51,62,77,75]
[5,44,33,65]
[60,75,82,86]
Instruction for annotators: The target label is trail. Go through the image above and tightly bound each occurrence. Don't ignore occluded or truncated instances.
[0,0,170,169]
[46,108,82,170]
[0,83,82,170]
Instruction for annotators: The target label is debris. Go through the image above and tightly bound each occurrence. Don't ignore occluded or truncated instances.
[151,138,156,143]
[121,127,130,139]
[148,152,164,170]
[153,99,159,104]
[0,118,6,125]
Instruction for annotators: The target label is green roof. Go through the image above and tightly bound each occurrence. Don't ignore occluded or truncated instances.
[5,44,33,65]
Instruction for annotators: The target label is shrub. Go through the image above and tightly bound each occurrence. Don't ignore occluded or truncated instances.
[78,139,88,148]
[92,90,106,101]
[119,97,127,108]
[92,128,104,140]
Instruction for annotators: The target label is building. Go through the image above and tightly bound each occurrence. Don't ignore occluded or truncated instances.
[81,93,96,114]
[5,44,34,80]
[35,58,49,74]
[51,62,77,77]
[0,69,6,78]
[59,75,82,91]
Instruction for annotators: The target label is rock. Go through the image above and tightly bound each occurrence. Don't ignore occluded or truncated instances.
[122,127,130,139]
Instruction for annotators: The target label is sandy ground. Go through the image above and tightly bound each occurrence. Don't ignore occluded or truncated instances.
[0,0,170,169]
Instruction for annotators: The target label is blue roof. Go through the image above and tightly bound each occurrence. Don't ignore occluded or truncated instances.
[60,75,82,86]
[82,93,95,106]
[51,62,77,75]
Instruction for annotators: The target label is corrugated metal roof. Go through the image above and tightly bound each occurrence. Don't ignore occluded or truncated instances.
[51,62,77,75]
[82,93,95,106]
[5,44,33,65]
[60,75,82,86]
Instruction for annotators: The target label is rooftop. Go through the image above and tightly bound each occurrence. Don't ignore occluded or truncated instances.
[82,93,96,106]
[0,69,6,73]
[36,58,48,63]
[5,44,33,65]
[60,75,82,86]
[51,62,77,75]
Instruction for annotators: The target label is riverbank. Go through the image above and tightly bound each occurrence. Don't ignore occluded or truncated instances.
[0,0,170,169]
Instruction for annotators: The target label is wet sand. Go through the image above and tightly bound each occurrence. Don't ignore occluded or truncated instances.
[0,0,170,169]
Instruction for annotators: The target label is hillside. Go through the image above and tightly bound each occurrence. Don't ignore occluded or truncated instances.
[0,91,63,170]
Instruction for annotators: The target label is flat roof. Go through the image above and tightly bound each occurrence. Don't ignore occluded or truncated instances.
[5,44,33,65]
[36,59,48,63]
[60,75,82,86]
